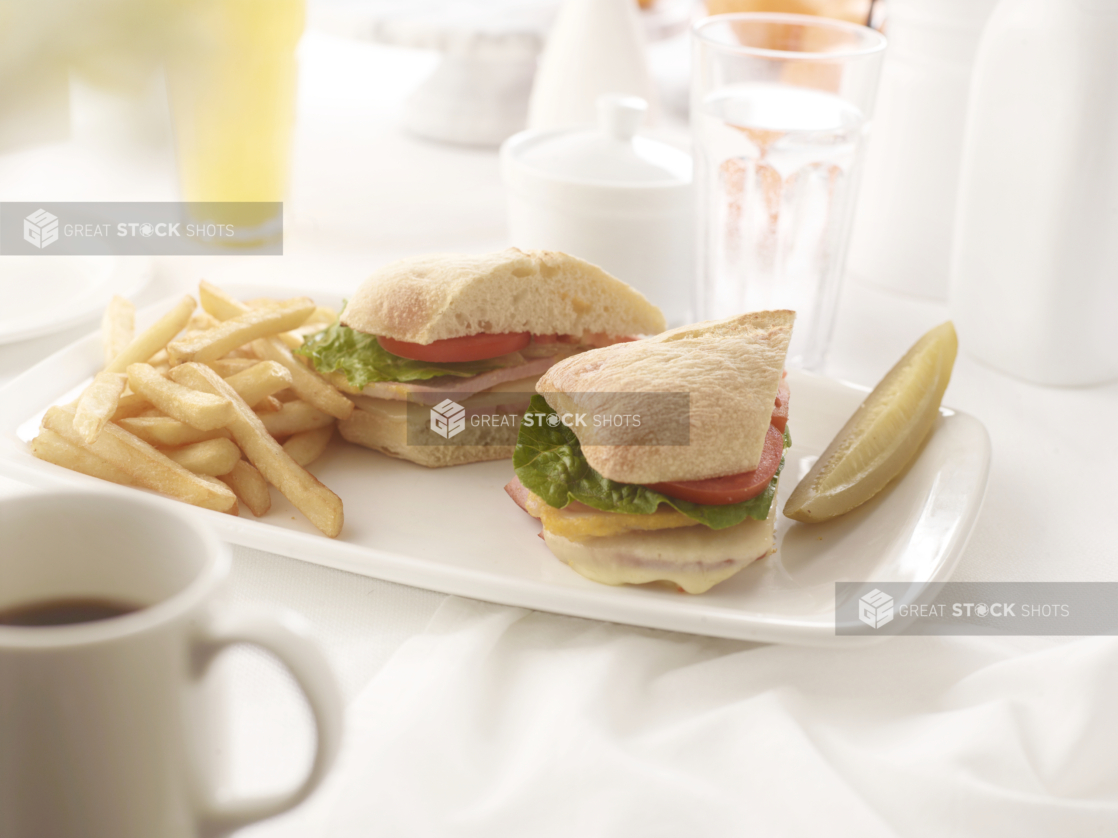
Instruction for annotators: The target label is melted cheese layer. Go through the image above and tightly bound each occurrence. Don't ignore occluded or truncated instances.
[543,505,776,594]
[524,492,696,541]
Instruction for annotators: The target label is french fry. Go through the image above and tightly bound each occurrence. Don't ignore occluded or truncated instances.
[73,371,127,444]
[169,363,343,537]
[42,405,236,513]
[220,459,271,517]
[127,363,234,431]
[110,392,152,422]
[188,310,222,332]
[31,429,133,486]
[198,279,248,320]
[282,425,333,467]
[323,370,361,396]
[248,301,335,325]
[105,295,196,374]
[306,305,338,325]
[117,416,232,447]
[286,309,336,348]
[245,299,328,330]
[277,326,324,350]
[102,295,134,366]
[167,299,315,365]
[258,400,335,437]
[223,361,293,409]
[29,287,349,537]
[207,357,259,377]
[250,337,354,420]
[148,352,171,376]
[197,475,240,516]
[269,305,335,349]
[199,281,325,349]
[160,438,241,476]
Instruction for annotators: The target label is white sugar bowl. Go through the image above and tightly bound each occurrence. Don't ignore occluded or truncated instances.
[500,95,694,325]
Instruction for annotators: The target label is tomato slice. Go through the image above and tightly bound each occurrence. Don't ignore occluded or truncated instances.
[771,378,790,434]
[531,334,636,347]
[647,423,785,506]
[378,332,531,363]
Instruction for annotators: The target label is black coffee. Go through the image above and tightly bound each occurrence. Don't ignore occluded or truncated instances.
[0,598,142,627]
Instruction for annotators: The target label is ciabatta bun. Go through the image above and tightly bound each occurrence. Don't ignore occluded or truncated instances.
[537,310,794,484]
[338,401,514,468]
[341,249,666,344]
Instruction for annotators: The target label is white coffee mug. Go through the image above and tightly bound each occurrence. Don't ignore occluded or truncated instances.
[0,491,344,838]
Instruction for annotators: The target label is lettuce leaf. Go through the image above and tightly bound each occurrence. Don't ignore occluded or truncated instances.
[513,395,789,530]
[295,316,521,389]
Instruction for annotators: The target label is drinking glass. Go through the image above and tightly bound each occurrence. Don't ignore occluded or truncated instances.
[166,0,304,243]
[692,13,886,369]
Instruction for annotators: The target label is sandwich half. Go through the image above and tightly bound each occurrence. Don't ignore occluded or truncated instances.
[506,310,794,594]
[296,249,666,467]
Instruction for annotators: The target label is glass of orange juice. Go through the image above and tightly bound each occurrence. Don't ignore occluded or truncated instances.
[166,0,304,241]
[703,0,873,25]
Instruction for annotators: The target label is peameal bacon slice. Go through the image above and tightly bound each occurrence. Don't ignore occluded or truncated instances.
[358,356,557,406]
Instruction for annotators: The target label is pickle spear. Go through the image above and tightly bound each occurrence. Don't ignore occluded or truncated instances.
[784,322,958,523]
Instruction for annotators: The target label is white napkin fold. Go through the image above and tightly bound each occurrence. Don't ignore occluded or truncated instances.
[314,597,1118,838]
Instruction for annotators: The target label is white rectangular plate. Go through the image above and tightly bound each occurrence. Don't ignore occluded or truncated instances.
[0,288,991,646]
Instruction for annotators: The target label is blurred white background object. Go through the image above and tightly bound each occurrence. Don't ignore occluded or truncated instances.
[950,0,1118,386]
[0,0,201,152]
[502,94,693,323]
[528,0,656,130]
[308,0,685,145]
[846,0,999,300]
[314,0,555,146]
[402,53,538,147]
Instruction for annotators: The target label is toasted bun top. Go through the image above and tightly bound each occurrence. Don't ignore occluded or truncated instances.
[537,310,795,484]
[341,249,666,344]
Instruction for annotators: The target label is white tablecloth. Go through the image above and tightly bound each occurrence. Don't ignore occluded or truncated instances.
[1,30,1116,838]
[300,604,1118,838]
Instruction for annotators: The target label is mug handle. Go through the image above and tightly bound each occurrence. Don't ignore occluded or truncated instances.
[190,606,344,835]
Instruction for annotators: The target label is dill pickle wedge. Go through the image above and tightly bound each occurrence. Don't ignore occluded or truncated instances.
[784,322,958,523]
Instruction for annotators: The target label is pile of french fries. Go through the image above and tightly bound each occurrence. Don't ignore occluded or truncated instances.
[29,281,353,538]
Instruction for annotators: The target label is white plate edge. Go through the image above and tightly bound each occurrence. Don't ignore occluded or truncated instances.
[0,290,994,646]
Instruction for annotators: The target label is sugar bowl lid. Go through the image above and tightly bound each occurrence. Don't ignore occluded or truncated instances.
[501,95,691,215]
[508,95,691,184]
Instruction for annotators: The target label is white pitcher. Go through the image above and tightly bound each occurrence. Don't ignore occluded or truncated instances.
[950,0,1118,386]
[528,0,655,130]
[847,0,1000,300]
